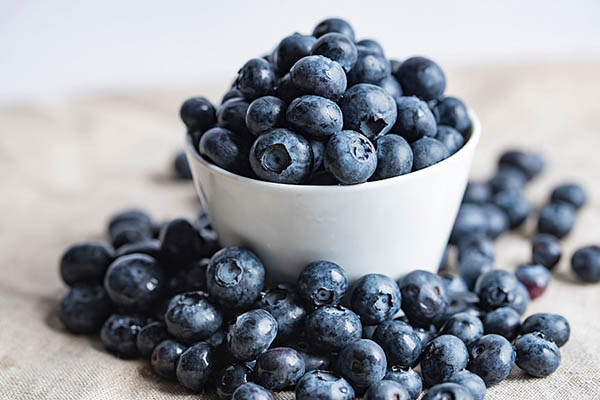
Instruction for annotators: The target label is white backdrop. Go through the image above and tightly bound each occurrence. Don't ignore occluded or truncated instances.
[1,0,599,103]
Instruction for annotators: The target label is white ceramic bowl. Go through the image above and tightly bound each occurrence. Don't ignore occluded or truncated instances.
[185,110,480,283]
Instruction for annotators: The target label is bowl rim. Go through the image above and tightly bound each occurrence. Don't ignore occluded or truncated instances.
[185,108,481,193]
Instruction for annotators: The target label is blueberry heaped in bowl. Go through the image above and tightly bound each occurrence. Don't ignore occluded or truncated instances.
[181,18,476,185]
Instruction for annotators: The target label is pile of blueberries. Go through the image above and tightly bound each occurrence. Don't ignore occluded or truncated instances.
[179,17,471,185]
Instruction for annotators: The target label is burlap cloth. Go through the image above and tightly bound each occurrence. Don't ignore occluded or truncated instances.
[1,61,599,399]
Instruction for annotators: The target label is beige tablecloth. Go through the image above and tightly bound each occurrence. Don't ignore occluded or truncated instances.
[1,61,599,399]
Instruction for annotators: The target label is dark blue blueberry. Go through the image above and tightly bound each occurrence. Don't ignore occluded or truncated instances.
[336,339,387,391]
[297,261,348,308]
[474,269,523,312]
[108,209,152,236]
[108,209,153,249]
[571,245,600,283]
[447,370,485,400]
[160,217,209,265]
[310,139,325,174]
[199,127,251,175]
[249,128,313,184]
[164,291,222,342]
[392,96,437,142]
[373,320,421,367]
[435,125,464,155]
[433,96,471,134]
[398,270,448,328]
[440,312,484,346]
[286,95,343,140]
[254,347,305,390]
[176,342,214,391]
[235,58,276,100]
[232,382,274,400]
[356,39,384,54]
[289,338,331,371]
[521,313,570,347]
[290,55,347,101]
[295,370,355,400]
[324,130,377,185]
[492,190,531,229]
[483,306,521,342]
[383,366,422,400]
[420,335,468,386]
[151,339,186,380]
[488,166,527,195]
[216,363,253,400]
[245,96,286,137]
[275,72,305,104]
[60,241,115,286]
[376,75,403,103]
[180,96,217,133]
[136,321,170,358]
[227,309,278,361]
[217,97,251,136]
[394,56,446,101]
[458,253,493,290]
[515,264,551,300]
[482,203,510,239]
[467,334,515,386]
[423,383,474,400]
[59,283,112,334]
[347,46,391,85]
[116,239,162,260]
[439,273,469,296]
[531,234,562,270]
[165,258,208,295]
[498,150,545,181]
[462,181,491,204]
[305,305,362,352]
[410,137,448,171]
[364,380,410,400]
[100,313,145,358]
[514,332,561,377]
[313,18,355,41]
[340,83,397,140]
[103,254,163,311]
[310,32,358,73]
[457,235,494,263]
[551,183,587,210]
[351,273,402,325]
[274,33,317,73]
[373,134,413,180]
[537,201,576,238]
[222,87,244,104]
[255,285,307,339]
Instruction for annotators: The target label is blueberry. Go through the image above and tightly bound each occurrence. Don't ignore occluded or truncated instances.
[394,56,446,101]
[274,33,317,73]
[356,38,384,54]
[571,245,600,282]
[222,87,244,104]
[297,260,349,308]
[206,246,265,309]
[100,313,145,358]
[340,83,397,140]
[232,382,274,400]
[474,269,523,312]
[458,253,493,290]
[289,338,331,371]
[488,167,526,195]
[176,342,214,391]
[492,190,531,229]
[551,183,587,210]
[383,366,422,400]
[373,320,421,367]
[310,139,325,174]
[514,332,561,377]
[199,127,251,175]
[116,239,162,261]
[364,380,410,400]
[228,309,277,361]
[391,96,437,142]
[295,370,355,400]
[347,47,391,85]
[433,96,471,134]
[373,134,413,179]
[324,130,377,185]
[217,97,251,137]
[59,283,112,334]
[515,264,551,300]
[286,95,343,140]
[398,270,448,328]
[305,305,362,352]
[483,306,521,341]
[249,128,313,184]
[447,370,485,400]
[290,55,347,101]
[136,321,170,358]
[351,273,402,325]
[160,217,209,265]
[421,335,468,386]
[422,382,474,400]
[165,258,208,295]
[310,32,358,73]
[435,125,464,155]
[254,347,305,390]
[313,18,355,41]
[235,58,276,100]
[498,150,545,181]
[255,285,307,339]
[108,209,153,249]
[467,334,515,386]
[462,181,491,204]
[411,137,448,171]
[440,312,484,346]
[537,201,576,238]
[151,339,186,380]
[531,234,562,270]
[457,235,494,263]
[245,96,286,137]
[481,203,510,239]
[60,241,115,286]
[275,72,305,103]
[521,313,570,347]
[376,75,403,103]
[180,96,217,133]
[336,339,387,391]
[164,291,222,342]
[216,363,253,400]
